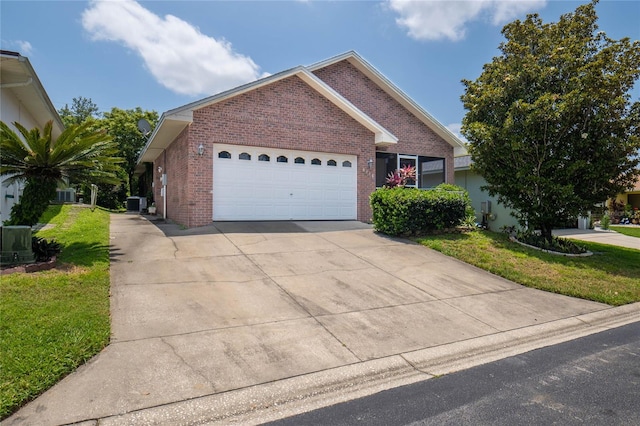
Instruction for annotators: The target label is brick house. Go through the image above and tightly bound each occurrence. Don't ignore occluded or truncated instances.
[137,51,465,227]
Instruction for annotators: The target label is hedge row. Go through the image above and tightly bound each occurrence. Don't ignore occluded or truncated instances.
[370,184,472,236]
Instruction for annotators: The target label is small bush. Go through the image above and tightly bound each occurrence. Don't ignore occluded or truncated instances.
[31,237,61,262]
[370,184,473,236]
[600,212,611,230]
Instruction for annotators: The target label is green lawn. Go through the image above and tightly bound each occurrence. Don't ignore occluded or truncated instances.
[416,230,640,306]
[610,225,640,238]
[0,205,111,419]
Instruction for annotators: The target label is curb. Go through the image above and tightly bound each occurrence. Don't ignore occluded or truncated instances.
[94,303,640,426]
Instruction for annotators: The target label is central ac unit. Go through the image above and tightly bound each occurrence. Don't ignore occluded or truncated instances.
[1,226,35,265]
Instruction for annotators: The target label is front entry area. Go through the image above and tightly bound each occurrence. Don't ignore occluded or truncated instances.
[212,144,357,221]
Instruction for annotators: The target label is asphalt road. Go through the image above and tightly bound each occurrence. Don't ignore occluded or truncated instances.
[267,321,640,425]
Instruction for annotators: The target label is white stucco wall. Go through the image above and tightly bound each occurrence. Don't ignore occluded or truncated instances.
[455,169,520,231]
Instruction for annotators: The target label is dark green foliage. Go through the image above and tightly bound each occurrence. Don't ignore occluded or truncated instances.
[370,184,472,236]
[0,120,123,226]
[516,231,587,255]
[95,183,126,210]
[461,0,640,243]
[31,237,61,262]
[4,178,57,226]
[102,107,158,196]
[58,97,100,127]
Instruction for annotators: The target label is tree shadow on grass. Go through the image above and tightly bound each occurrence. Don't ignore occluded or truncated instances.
[58,241,110,267]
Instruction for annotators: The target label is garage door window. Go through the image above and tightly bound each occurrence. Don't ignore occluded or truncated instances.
[218,151,231,159]
[327,159,337,166]
[294,157,305,164]
[239,152,251,160]
[277,155,288,163]
[259,154,270,161]
[342,161,352,167]
[311,158,321,165]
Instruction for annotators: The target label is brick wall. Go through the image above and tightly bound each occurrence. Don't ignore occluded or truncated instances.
[185,75,376,226]
[313,60,455,183]
[157,60,455,227]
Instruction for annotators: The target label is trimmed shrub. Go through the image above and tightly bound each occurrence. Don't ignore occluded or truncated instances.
[370,184,473,236]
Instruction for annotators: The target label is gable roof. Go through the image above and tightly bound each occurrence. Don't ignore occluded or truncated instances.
[308,51,465,151]
[0,50,64,138]
[137,51,465,165]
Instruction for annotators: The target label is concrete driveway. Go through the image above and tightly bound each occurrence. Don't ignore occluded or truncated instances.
[554,228,640,250]
[7,215,639,425]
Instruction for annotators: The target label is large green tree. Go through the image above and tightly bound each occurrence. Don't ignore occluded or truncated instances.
[58,96,100,127]
[461,0,640,242]
[102,107,158,196]
[0,120,123,226]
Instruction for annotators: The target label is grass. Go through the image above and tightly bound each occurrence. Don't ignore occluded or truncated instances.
[416,230,640,306]
[0,205,111,419]
[610,225,640,238]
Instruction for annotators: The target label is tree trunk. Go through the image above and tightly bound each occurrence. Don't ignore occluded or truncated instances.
[540,224,554,244]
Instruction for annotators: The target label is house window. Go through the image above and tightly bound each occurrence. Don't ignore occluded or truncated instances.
[375,152,445,188]
[218,151,231,159]
[294,157,305,164]
[277,155,288,163]
[311,158,321,165]
[239,152,251,160]
[398,155,417,187]
[258,154,270,162]
[327,159,337,166]
[342,161,352,168]
[420,158,445,188]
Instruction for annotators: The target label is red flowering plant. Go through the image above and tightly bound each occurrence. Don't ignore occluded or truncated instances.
[385,165,416,188]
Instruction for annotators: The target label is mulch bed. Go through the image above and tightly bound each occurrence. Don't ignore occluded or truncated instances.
[1,256,57,275]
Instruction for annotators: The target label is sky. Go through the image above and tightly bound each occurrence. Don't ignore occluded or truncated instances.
[2,0,639,138]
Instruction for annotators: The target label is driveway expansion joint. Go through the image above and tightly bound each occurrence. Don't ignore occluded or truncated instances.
[11,217,637,426]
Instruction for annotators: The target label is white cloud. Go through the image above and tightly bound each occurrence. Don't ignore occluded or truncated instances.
[388,0,546,41]
[82,0,266,96]
[16,40,34,56]
[2,40,34,55]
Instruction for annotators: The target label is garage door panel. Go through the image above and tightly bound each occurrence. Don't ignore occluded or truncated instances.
[213,144,357,221]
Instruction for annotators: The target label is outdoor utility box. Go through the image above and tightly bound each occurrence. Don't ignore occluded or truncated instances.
[56,188,76,203]
[0,226,35,265]
[126,196,147,212]
[126,197,140,212]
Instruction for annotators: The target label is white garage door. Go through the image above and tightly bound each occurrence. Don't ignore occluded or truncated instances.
[213,144,357,221]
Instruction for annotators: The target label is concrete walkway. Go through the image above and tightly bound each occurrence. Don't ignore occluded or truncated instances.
[7,215,639,425]
[554,227,640,250]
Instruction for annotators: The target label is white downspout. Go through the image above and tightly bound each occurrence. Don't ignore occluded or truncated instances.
[162,174,167,220]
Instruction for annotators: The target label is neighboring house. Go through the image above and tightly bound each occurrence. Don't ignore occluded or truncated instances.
[137,51,466,227]
[609,176,640,223]
[0,50,65,225]
[454,155,519,231]
[613,177,640,210]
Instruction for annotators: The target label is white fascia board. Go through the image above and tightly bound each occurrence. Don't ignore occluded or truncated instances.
[296,69,397,146]
[1,52,65,137]
[136,111,193,164]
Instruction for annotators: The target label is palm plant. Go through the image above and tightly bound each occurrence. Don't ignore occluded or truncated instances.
[0,120,123,226]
